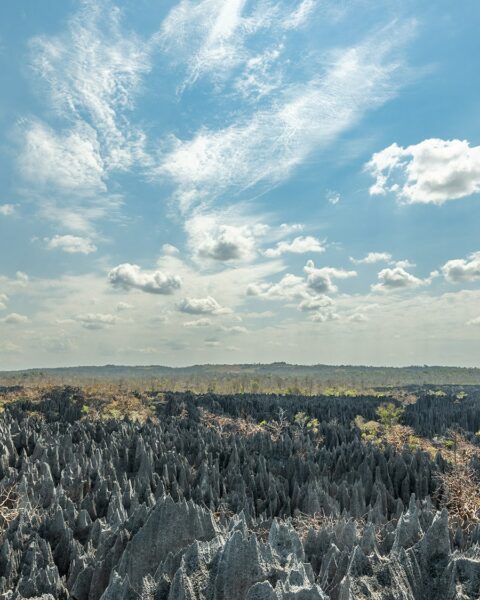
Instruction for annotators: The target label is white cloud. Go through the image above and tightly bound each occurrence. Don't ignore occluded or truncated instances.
[304,260,356,294]
[178,296,231,315]
[309,309,340,323]
[108,263,182,295]
[247,261,355,314]
[75,313,117,330]
[367,138,480,204]
[442,251,480,284]
[162,244,180,256]
[205,340,221,348]
[198,225,256,261]
[160,0,270,89]
[1,313,29,324]
[46,234,97,254]
[184,318,213,328]
[298,295,334,312]
[30,0,152,172]
[247,273,308,301]
[116,301,134,312]
[467,316,480,326]
[221,325,248,334]
[395,259,416,269]
[0,204,16,216]
[161,0,320,93]
[264,235,325,258]
[371,266,434,292]
[18,1,155,230]
[283,0,317,30]
[234,45,284,100]
[348,312,368,322]
[156,26,411,211]
[0,294,7,310]
[350,251,392,265]
[185,211,268,262]
[19,121,106,195]
[280,223,304,234]
[326,190,340,205]
[0,340,21,353]
[15,272,29,286]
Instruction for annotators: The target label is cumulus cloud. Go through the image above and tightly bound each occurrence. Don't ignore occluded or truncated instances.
[467,316,480,326]
[248,261,354,312]
[184,318,212,328]
[367,139,480,204]
[371,266,435,292]
[298,295,334,312]
[350,252,392,265]
[185,211,268,262]
[348,312,368,322]
[16,272,29,285]
[304,260,356,294]
[116,302,134,312]
[198,225,256,261]
[221,325,248,334]
[178,296,231,315]
[162,244,180,256]
[441,251,480,284]
[0,294,8,310]
[0,313,29,324]
[108,263,182,295]
[204,339,221,348]
[247,273,307,301]
[264,236,325,258]
[309,309,340,323]
[46,234,97,254]
[75,313,117,330]
[0,204,16,216]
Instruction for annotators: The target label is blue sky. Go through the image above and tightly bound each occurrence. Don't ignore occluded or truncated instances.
[1,0,480,368]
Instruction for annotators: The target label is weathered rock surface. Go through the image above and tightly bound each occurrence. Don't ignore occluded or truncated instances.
[0,388,479,598]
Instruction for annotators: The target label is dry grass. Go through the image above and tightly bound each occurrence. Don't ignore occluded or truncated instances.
[356,418,480,530]
[0,382,156,422]
[435,466,480,529]
[201,409,265,437]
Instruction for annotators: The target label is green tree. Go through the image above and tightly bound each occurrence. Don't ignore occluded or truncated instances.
[375,402,404,429]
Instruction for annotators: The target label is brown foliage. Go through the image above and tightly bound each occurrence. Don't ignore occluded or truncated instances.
[436,466,480,529]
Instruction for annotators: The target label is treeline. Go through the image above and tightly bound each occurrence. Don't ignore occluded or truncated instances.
[2,362,480,394]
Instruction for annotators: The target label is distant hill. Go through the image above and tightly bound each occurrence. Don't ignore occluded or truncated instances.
[1,363,480,388]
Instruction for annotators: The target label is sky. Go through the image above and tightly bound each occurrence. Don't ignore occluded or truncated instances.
[0,0,480,369]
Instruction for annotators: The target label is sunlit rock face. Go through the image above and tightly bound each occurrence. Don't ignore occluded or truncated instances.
[1,387,480,599]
